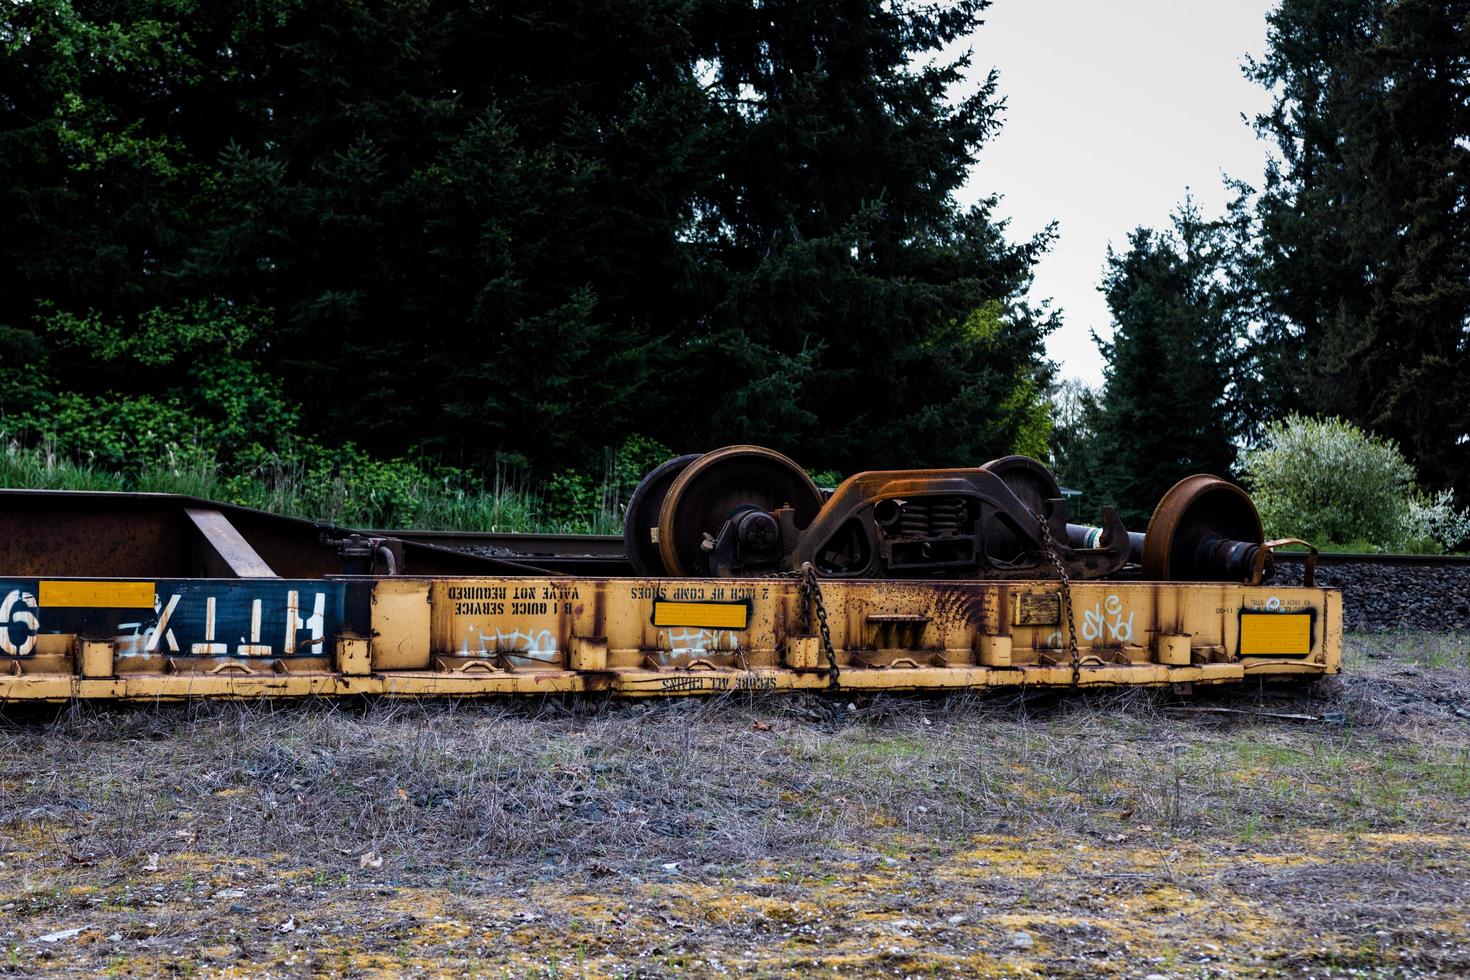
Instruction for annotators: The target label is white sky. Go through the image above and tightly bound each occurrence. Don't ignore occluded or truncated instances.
[954,0,1277,386]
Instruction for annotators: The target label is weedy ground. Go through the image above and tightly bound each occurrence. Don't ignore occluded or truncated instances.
[2,633,1468,978]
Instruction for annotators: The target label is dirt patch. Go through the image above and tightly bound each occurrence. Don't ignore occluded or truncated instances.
[2,633,1468,976]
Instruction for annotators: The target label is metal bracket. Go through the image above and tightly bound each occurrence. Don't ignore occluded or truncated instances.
[435,658,503,674]
[207,661,258,676]
[1253,538,1318,587]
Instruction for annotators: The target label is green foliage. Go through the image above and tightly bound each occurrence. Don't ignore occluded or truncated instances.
[1074,199,1256,526]
[39,392,209,472]
[700,205,1057,469]
[16,302,297,471]
[0,325,51,417]
[0,432,624,534]
[1403,490,1470,555]
[1000,377,1053,462]
[1245,0,1470,499]
[0,438,128,493]
[0,283,660,531]
[40,301,259,366]
[807,469,844,489]
[538,469,605,535]
[1242,415,1415,551]
[540,435,676,533]
[1045,378,1093,491]
[0,0,1052,481]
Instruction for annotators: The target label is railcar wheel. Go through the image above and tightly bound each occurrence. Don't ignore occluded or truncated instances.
[1142,475,1264,581]
[656,446,824,577]
[978,455,1063,560]
[623,454,701,576]
[980,455,1062,515]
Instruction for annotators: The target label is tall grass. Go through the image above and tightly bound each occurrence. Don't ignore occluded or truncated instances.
[0,437,622,533]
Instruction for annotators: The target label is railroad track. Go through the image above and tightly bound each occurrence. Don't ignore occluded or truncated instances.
[1270,548,1469,633]
[1272,551,1470,567]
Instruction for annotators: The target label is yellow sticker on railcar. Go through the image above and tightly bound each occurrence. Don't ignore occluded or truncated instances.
[1239,613,1312,656]
[651,599,750,630]
[38,580,155,608]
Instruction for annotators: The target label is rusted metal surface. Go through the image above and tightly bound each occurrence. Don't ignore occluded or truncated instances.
[1255,539,1319,587]
[371,528,627,558]
[638,448,1131,580]
[0,491,195,578]
[633,449,1285,586]
[0,574,1342,702]
[623,453,700,575]
[656,446,826,577]
[780,468,1130,579]
[0,457,1349,704]
[1142,475,1266,582]
[1272,550,1470,567]
[0,455,1286,590]
[0,489,619,580]
[183,508,277,578]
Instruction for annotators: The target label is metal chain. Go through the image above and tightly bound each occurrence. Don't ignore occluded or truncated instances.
[799,562,840,689]
[1035,513,1081,686]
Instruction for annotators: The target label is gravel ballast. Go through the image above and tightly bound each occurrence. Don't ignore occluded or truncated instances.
[1272,558,1470,632]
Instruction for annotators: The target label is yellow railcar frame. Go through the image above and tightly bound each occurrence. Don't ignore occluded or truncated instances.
[0,575,1340,703]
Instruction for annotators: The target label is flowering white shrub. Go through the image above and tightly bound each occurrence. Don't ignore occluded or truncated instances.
[1242,415,1414,551]
[1403,489,1470,553]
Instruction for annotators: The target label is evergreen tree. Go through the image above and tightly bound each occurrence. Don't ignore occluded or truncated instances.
[1081,200,1255,527]
[1046,377,1096,491]
[1,0,1055,476]
[0,1,255,414]
[678,1,1057,469]
[1246,0,1470,496]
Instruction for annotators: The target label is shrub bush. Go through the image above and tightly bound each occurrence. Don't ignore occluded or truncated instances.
[1403,490,1470,554]
[1243,415,1412,549]
[1242,415,1467,552]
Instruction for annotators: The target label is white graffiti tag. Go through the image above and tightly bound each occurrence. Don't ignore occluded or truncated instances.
[115,594,181,658]
[663,628,738,657]
[460,626,559,659]
[1080,594,1134,643]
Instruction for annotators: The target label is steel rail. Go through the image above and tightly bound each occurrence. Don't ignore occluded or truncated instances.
[1271,551,1470,567]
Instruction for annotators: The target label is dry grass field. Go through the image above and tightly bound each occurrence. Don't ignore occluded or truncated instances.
[2,633,1468,978]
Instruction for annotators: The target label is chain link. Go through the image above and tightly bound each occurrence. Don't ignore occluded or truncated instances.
[798,562,840,689]
[1034,513,1081,686]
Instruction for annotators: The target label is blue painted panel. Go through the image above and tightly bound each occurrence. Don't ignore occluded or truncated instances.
[0,579,348,658]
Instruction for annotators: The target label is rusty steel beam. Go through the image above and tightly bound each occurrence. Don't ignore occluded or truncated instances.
[183,508,278,578]
[0,489,626,578]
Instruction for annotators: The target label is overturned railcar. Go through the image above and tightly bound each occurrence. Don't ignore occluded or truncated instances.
[0,449,1338,703]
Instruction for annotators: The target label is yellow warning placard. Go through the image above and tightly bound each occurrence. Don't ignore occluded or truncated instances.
[1239,613,1312,656]
[39,580,155,609]
[652,599,750,630]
